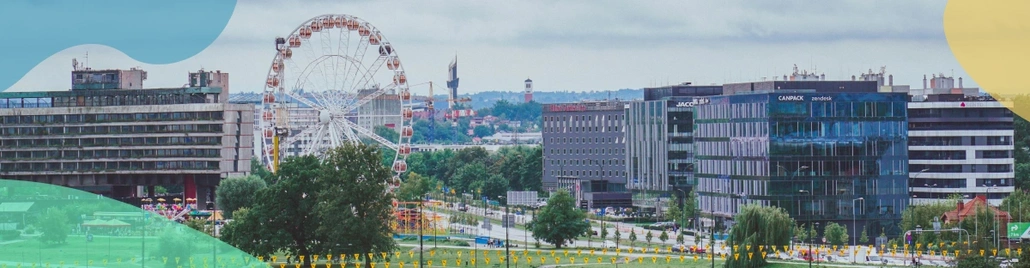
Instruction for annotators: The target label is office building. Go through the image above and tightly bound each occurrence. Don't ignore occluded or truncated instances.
[694,91,909,238]
[0,68,253,206]
[542,100,630,209]
[71,63,147,91]
[644,82,722,101]
[908,93,1014,206]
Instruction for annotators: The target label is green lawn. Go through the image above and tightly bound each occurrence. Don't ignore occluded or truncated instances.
[0,234,255,268]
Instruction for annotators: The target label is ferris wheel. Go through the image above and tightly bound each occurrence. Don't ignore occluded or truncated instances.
[260,14,413,186]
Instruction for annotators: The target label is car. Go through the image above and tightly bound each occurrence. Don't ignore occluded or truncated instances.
[603,240,617,249]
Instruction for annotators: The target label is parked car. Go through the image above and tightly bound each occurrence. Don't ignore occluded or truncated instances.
[603,240,617,249]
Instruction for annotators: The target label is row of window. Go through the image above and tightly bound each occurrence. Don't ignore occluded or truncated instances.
[909,122,1013,131]
[771,101,907,118]
[548,170,627,177]
[911,178,1013,189]
[767,140,907,158]
[547,136,620,145]
[908,107,1012,118]
[547,158,625,166]
[543,126,622,133]
[908,136,1012,146]
[0,112,224,125]
[0,161,220,172]
[0,124,223,137]
[50,93,212,108]
[909,164,1013,173]
[0,149,220,160]
[695,159,909,178]
[0,136,221,148]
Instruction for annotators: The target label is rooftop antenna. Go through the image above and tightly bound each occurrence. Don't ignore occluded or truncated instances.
[84,51,89,70]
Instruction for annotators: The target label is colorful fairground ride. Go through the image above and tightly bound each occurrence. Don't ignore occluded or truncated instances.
[140,197,222,223]
[392,200,447,238]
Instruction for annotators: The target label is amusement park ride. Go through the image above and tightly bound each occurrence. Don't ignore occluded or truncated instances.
[260,14,446,234]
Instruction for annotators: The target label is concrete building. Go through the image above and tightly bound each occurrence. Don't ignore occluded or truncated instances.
[0,69,253,206]
[908,93,1015,206]
[72,67,147,90]
[694,90,910,239]
[542,100,630,208]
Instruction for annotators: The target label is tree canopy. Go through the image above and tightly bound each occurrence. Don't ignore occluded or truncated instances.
[220,143,396,268]
[529,189,589,249]
[726,204,795,268]
[215,175,267,219]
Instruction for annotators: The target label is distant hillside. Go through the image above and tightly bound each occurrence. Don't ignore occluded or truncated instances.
[459,89,642,110]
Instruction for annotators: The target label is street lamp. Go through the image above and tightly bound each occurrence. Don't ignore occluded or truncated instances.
[910,168,930,205]
[809,222,820,268]
[499,196,510,268]
[852,197,864,263]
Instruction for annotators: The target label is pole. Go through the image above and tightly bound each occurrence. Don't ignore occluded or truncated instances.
[505,201,510,268]
[710,193,715,268]
[420,195,425,268]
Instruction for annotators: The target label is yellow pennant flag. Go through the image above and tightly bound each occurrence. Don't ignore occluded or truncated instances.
[980,249,985,256]
[485,258,491,264]
[513,256,518,264]
[370,263,377,268]
[568,257,574,264]
[734,254,740,260]
[427,260,433,267]
[693,255,698,261]
[597,257,602,263]
[577,249,582,256]
[399,262,405,268]
[637,257,643,264]
[441,260,447,266]
[582,257,588,264]
[994,249,999,256]
[564,249,569,257]
[590,249,595,256]
[554,257,560,264]
[526,257,533,263]
[610,257,616,264]
[651,256,657,263]
[627,248,633,254]
[665,256,671,263]
[384,263,391,268]
[654,247,660,254]
[430,251,436,257]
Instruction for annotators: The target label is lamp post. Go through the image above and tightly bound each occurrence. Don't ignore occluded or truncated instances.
[710,187,721,268]
[852,197,864,263]
[420,194,425,268]
[910,168,930,206]
[809,222,819,268]
[499,196,510,268]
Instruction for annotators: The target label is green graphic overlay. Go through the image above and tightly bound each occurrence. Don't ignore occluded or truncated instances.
[0,179,261,267]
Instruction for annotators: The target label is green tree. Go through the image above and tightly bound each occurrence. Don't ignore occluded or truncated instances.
[155,227,197,268]
[473,125,494,138]
[666,201,682,227]
[1016,243,1030,268]
[600,224,609,241]
[614,229,622,242]
[451,163,489,195]
[229,155,323,266]
[221,207,275,258]
[529,189,589,249]
[645,230,654,248]
[957,255,1001,268]
[725,204,796,268]
[1002,190,1030,222]
[859,228,869,245]
[250,158,274,185]
[315,143,397,268]
[824,222,849,247]
[960,205,998,252]
[185,218,209,234]
[215,175,267,219]
[676,232,685,245]
[795,224,808,245]
[38,208,68,245]
[629,231,637,246]
[396,172,432,202]
[683,190,698,222]
[659,230,669,244]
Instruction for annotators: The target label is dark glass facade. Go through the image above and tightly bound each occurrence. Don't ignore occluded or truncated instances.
[695,92,909,238]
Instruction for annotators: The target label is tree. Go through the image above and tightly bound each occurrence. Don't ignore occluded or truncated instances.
[227,155,323,266]
[315,143,397,268]
[250,158,274,185]
[629,231,637,246]
[614,229,622,243]
[600,224,609,241]
[824,222,849,247]
[396,172,432,202]
[221,207,275,258]
[473,125,494,138]
[215,175,267,219]
[957,255,1001,268]
[683,190,698,223]
[659,230,669,244]
[451,162,490,195]
[1015,243,1030,268]
[645,230,653,248]
[156,227,197,268]
[960,205,998,251]
[1002,190,1030,222]
[725,204,796,268]
[530,189,589,249]
[676,232,685,245]
[795,224,808,246]
[859,228,869,245]
[38,208,68,245]
[666,201,682,228]
[185,218,209,234]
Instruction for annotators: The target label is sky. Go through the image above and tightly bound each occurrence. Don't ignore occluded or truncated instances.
[6,0,973,96]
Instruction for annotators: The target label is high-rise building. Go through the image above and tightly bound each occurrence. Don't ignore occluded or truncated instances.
[694,91,910,239]
[0,68,252,206]
[542,100,630,209]
[446,56,459,109]
[908,94,1015,206]
[626,97,711,211]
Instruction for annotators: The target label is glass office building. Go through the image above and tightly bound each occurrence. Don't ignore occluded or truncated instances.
[695,91,909,238]
[626,97,708,211]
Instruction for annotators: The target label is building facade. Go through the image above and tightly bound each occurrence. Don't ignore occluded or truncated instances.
[0,83,253,206]
[908,94,1015,206]
[695,92,909,238]
[541,101,629,208]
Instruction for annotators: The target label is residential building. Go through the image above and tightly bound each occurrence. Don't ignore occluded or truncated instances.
[908,93,1014,206]
[0,69,253,206]
[542,100,630,209]
[694,91,910,239]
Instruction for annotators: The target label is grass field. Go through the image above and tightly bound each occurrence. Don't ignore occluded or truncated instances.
[0,234,257,268]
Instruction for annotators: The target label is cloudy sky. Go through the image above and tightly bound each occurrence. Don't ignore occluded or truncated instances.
[7,0,970,96]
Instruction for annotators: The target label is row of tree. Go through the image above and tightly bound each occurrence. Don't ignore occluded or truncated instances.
[401,146,543,202]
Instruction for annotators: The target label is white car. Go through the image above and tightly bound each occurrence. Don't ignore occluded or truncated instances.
[603,240,617,249]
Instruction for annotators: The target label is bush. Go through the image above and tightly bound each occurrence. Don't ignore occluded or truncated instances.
[453,240,470,247]
[0,230,20,240]
[23,226,35,235]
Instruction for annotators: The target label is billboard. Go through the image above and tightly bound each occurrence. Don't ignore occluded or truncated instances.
[1009,222,1030,240]
[507,191,538,207]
